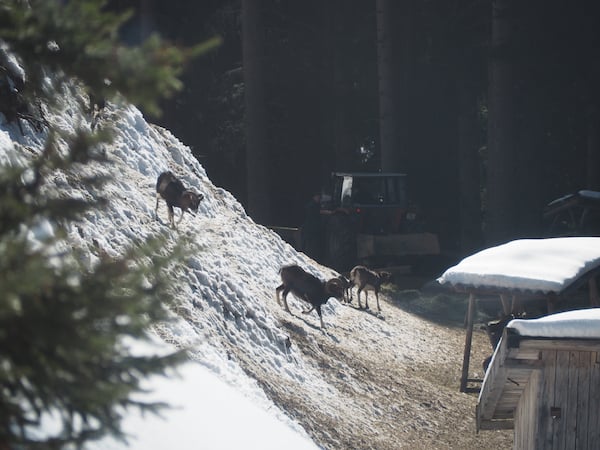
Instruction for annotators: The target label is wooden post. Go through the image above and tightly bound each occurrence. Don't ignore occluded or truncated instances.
[511,295,522,314]
[461,293,476,392]
[500,294,511,315]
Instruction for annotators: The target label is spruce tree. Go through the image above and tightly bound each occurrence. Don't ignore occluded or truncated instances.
[0,0,217,447]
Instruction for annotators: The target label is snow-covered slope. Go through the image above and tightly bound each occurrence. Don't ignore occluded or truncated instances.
[2,93,514,450]
[1,98,332,448]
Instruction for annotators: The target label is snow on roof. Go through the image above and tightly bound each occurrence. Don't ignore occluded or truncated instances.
[437,237,600,294]
[507,308,600,339]
[578,190,600,201]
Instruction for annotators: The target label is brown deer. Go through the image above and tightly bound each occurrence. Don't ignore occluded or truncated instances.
[349,265,392,311]
[275,265,345,328]
[332,274,353,304]
[155,171,203,228]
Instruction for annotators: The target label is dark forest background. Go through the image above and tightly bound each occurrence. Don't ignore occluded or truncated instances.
[108,0,600,259]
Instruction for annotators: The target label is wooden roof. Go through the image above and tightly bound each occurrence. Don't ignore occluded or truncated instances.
[476,329,600,431]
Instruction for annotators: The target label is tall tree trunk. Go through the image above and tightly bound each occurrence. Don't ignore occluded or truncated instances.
[485,0,518,244]
[332,0,354,172]
[376,0,398,172]
[242,0,270,223]
[457,74,483,254]
[320,1,336,175]
[377,0,412,172]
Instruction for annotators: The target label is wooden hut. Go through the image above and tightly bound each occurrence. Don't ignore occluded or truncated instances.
[437,237,600,393]
[477,310,600,449]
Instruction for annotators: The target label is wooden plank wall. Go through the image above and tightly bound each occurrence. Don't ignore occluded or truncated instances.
[514,349,600,450]
[514,369,540,449]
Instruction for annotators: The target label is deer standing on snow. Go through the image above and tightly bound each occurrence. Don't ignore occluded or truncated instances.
[155,171,203,228]
[349,265,392,312]
[275,265,345,328]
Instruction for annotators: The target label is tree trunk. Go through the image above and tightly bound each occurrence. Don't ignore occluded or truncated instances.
[377,0,398,172]
[457,75,483,254]
[332,0,354,172]
[377,0,412,172]
[485,0,518,244]
[242,0,271,223]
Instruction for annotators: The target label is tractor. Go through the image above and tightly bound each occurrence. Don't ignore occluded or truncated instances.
[319,172,440,272]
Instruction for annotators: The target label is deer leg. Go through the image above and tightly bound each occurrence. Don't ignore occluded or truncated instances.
[281,289,291,313]
[375,290,381,312]
[359,283,369,309]
[275,284,284,306]
[177,208,185,225]
[167,205,175,228]
[155,195,160,219]
[316,306,325,328]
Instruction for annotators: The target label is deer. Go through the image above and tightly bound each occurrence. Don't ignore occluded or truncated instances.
[349,265,392,312]
[482,313,522,371]
[333,274,353,304]
[275,264,345,328]
[155,171,203,228]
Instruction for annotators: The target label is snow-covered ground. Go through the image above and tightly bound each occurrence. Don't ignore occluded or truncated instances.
[2,97,330,448]
[90,355,319,450]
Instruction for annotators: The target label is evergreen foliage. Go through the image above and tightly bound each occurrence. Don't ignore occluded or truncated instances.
[0,0,215,447]
[0,0,219,116]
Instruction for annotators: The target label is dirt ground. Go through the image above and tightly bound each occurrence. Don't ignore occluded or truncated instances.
[244,284,514,450]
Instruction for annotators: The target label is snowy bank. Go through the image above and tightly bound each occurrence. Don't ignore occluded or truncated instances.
[89,357,319,450]
[1,96,328,447]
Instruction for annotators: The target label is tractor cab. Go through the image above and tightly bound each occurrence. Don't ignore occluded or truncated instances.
[326,172,417,235]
